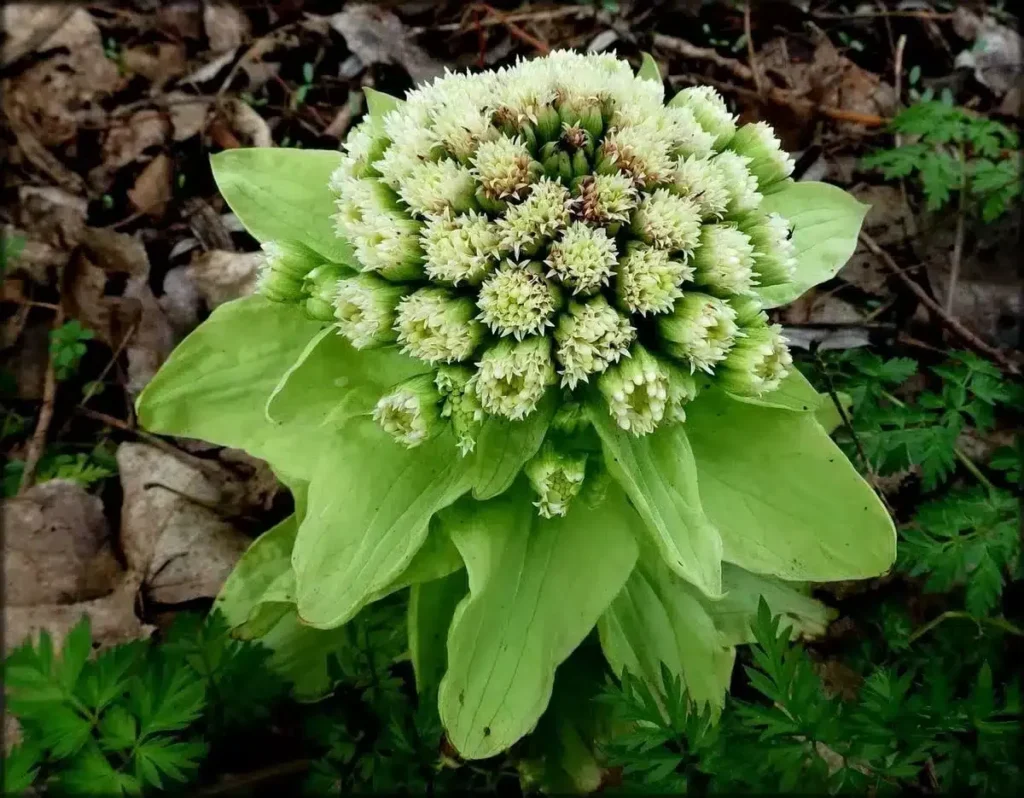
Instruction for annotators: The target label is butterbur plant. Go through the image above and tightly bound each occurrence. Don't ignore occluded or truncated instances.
[137,52,895,761]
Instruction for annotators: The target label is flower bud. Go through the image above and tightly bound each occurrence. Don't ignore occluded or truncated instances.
[535,105,563,143]
[664,105,717,159]
[545,222,618,295]
[572,174,638,226]
[472,136,541,201]
[711,151,762,215]
[662,356,700,424]
[728,295,769,328]
[258,241,320,303]
[657,292,739,373]
[561,125,596,158]
[737,212,797,287]
[551,401,589,435]
[395,287,485,363]
[571,149,590,179]
[525,441,588,518]
[334,273,406,349]
[543,149,574,184]
[669,86,737,149]
[718,323,792,396]
[615,243,694,317]
[597,343,669,436]
[435,364,485,455]
[598,122,675,188]
[559,101,603,140]
[692,224,757,296]
[473,336,556,420]
[669,155,731,220]
[497,178,571,256]
[727,122,795,188]
[400,159,478,217]
[373,374,444,448]
[336,118,389,180]
[421,210,499,286]
[477,260,561,340]
[630,189,702,253]
[304,264,347,322]
[555,296,635,389]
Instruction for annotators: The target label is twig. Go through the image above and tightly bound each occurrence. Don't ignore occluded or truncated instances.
[74,407,229,483]
[462,3,551,54]
[657,35,888,126]
[743,1,764,96]
[195,759,312,797]
[945,147,968,315]
[857,232,1019,374]
[810,10,955,20]
[408,5,588,34]
[908,611,1024,645]
[19,306,64,494]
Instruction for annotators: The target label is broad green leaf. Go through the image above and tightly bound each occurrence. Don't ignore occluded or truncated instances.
[248,609,351,701]
[409,569,468,698]
[589,406,723,598]
[211,148,354,264]
[438,480,639,760]
[137,297,325,485]
[364,87,404,119]
[598,543,735,711]
[470,391,556,500]
[264,326,335,422]
[637,52,662,83]
[815,390,854,434]
[755,181,869,308]
[726,368,823,413]
[216,516,297,635]
[377,517,463,596]
[709,564,834,646]
[685,391,897,581]
[293,418,473,629]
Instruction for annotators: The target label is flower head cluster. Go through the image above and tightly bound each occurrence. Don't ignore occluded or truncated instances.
[257,51,800,515]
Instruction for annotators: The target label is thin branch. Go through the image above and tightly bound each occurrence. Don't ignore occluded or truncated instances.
[744,1,764,96]
[408,5,588,34]
[945,148,968,315]
[194,759,312,797]
[19,306,63,494]
[857,232,1019,374]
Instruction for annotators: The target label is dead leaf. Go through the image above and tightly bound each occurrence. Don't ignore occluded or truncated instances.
[1,322,48,398]
[166,91,211,141]
[90,112,170,192]
[128,153,174,217]
[181,47,237,85]
[156,0,204,40]
[840,186,913,296]
[5,579,152,655]
[7,186,88,282]
[186,249,261,308]
[159,265,203,339]
[0,2,76,66]
[118,443,250,605]
[329,4,445,84]
[122,41,188,89]
[222,97,273,148]
[3,480,123,606]
[953,8,1023,96]
[218,448,281,511]
[204,0,250,54]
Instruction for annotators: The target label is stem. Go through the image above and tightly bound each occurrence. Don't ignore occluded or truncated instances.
[908,610,1024,644]
[944,147,968,315]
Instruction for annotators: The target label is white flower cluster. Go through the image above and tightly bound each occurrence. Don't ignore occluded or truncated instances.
[261,51,801,507]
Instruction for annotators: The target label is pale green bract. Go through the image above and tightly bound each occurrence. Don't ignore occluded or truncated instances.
[137,51,894,765]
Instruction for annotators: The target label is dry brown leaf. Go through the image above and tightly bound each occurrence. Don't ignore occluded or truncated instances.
[166,91,211,141]
[840,186,913,296]
[1,322,48,398]
[3,480,123,607]
[217,448,281,511]
[203,0,250,54]
[0,2,76,66]
[156,0,204,40]
[90,112,171,192]
[329,4,444,84]
[6,186,88,282]
[186,249,261,308]
[953,8,1023,96]
[122,41,188,88]
[222,97,273,147]
[118,443,250,605]
[159,265,203,339]
[128,153,174,217]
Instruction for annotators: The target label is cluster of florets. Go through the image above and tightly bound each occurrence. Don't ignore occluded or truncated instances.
[258,51,798,516]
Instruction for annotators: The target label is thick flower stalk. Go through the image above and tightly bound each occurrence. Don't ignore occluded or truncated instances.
[141,50,892,770]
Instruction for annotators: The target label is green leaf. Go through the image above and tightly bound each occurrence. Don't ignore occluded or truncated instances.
[438,480,639,759]
[292,418,473,629]
[754,182,869,308]
[97,705,138,751]
[469,391,556,499]
[3,745,39,795]
[727,368,824,413]
[408,570,468,699]
[137,297,325,485]
[133,738,207,789]
[708,564,834,646]
[815,390,853,434]
[210,148,354,264]
[684,391,896,581]
[637,52,662,83]
[589,407,723,598]
[598,543,736,711]
[364,87,404,119]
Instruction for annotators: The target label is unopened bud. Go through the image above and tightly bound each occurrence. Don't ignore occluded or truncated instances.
[478,260,561,340]
[668,86,737,149]
[692,224,757,296]
[473,336,556,420]
[662,357,700,424]
[535,105,562,143]
[258,241,320,303]
[421,210,499,286]
[712,151,762,215]
[555,296,635,389]
[334,273,406,349]
[497,178,571,256]
[669,155,731,220]
[304,264,347,321]
[615,243,694,317]
[395,288,484,363]
[718,324,792,396]
[728,295,769,328]
[572,174,638,226]
[435,364,485,455]
[373,374,443,448]
[597,343,669,436]
[727,122,795,188]
[737,212,797,287]
[400,160,478,217]
[472,136,541,201]
[545,222,618,296]
[657,292,739,373]
[630,189,702,253]
[525,441,588,518]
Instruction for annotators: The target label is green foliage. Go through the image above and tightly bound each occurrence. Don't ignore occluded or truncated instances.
[863,99,1022,221]
[3,444,117,497]
[602,600,1023,795]
[815,349,1022,490]
[49,321,95,381]
[1,232,26,275]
